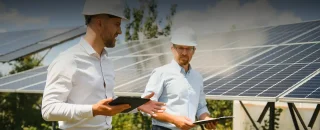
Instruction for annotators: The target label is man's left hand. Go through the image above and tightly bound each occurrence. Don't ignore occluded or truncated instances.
[204,120,217,130]
[200,113,217,130]
[138,92,166,116]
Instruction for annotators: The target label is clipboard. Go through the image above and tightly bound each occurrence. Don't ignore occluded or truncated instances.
[193,116,234,125]
[109,96,150,113]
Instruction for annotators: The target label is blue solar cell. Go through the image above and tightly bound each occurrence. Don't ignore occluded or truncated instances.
[284,72,320,99]
[0,72,47,90]
[0,66,48,85]
[0,28,72,56]
[20,82,46,91]
[291,29,320,43]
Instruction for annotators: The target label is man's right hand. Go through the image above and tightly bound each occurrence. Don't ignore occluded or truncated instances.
[92,98,131,116]
[172,116,195,130]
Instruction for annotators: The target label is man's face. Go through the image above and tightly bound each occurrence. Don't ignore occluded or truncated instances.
[99,16,122,48]
[171,44,195,66]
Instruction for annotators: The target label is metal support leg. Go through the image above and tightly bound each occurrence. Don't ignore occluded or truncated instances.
[258,102,270,123]
[292,103,308,130]
[240,101,259,130]
[308,104,320,128]
[269,102,275,130]
[288,103,299,130]
[52,121,56,130]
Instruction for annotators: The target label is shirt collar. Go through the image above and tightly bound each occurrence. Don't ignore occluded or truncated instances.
[170,59,192,75]
[80,38,109,57]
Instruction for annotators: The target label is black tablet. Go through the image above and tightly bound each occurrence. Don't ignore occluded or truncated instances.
[109,96,150,113]
[193,116,234,125]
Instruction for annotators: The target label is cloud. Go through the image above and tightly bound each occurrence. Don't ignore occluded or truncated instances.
[0,1,49,27]
[172,0,302,35]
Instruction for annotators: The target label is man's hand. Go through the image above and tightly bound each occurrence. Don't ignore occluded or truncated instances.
[201,115,217,130]
[138,92,166,116]
[92,98,131,116]
[172,116,195,130]
[204,121,217,130]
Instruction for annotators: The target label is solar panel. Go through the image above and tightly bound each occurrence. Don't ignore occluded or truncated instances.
[108,38,170,56]
[202,43,320,101]
[0,66,48,93]
[0,26,86,62]
[113,47,268,94]
[199,20,320,50]
[1,20,320,104]
[279,69,320,103]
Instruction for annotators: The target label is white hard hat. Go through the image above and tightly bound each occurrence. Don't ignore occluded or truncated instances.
[82,0,127,20]
[170,27,197,46]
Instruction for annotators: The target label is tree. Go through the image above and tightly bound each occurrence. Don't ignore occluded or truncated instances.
[261,108,283,130]
[0,54,52,130]
[206,100,233,130]
[163,4,177,36]
[124,0,177,42]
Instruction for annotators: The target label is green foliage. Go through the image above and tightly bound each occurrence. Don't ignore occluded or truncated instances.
[206,100,233,130]
[112,113,152,130]
[111,100,233,130]
[0,93,50,130]
[143,0,158,39]
[0,55,51,130]
[261,108,283,130]
[163,4,177,36]
[9,55,42,74]
[124,0,177,41]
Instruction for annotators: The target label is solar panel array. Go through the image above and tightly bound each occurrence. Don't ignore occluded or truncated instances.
[0,20,320,103]
[0,26,86,61]
[279,70,320,103]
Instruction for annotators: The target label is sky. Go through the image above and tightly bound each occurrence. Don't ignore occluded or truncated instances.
[1,0,320,75]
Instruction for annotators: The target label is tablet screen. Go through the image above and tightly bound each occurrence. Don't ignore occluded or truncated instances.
[109,96,150,113]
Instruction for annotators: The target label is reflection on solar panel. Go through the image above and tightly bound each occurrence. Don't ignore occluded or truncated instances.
[0,66,48,93]
[0,20,320,103]
[0,26,86,61]
[203,43,320,101]
[279,70,320,103]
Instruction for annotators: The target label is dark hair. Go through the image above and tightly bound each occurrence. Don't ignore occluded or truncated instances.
[84,14,121,25]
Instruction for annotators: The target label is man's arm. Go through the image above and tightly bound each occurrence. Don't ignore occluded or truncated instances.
[41,58,94,121]
[137,92,166,116]
[197,78,217,129]
[153,112,195,129]
[139,69,166,116]
[41,58,130,121]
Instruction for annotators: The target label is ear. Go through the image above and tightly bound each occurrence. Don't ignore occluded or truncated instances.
[97,18,103,28]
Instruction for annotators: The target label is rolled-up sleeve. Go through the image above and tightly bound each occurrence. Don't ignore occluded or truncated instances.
[142,69,164,102]
[41,57,93,121]
[196,80,209,119]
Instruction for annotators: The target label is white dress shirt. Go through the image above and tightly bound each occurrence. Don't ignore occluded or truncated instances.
[142,60,209,130]
[41,38,115,130]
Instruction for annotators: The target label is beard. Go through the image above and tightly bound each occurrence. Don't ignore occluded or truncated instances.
[178,57,190,65]
[104,37,116,48]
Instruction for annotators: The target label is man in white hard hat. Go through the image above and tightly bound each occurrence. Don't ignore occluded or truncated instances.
[41,0,165,129]
[142,27,217,130]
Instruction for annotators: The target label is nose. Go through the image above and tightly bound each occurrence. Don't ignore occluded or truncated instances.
[117,27,122,35]
[181,49,188,55]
